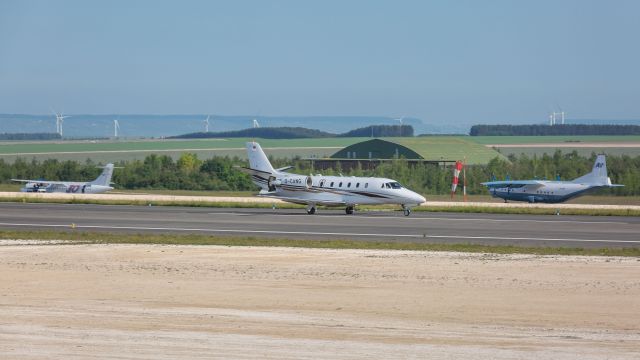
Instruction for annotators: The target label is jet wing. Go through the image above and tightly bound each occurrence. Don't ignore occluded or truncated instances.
[481,180,545,189]
[257,193,347,206]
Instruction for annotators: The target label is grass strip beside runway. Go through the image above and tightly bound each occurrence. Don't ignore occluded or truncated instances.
[1,230,639,257]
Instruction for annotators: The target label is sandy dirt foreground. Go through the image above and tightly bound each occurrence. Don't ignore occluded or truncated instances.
[0,243,639,359]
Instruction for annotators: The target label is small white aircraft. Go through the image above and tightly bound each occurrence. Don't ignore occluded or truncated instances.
[238,142,426,215]
[13,163,116,194]
[482,154,623,203]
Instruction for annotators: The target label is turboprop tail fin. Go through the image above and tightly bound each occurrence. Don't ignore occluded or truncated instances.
[572,155,623,187]
[90,163,115,186]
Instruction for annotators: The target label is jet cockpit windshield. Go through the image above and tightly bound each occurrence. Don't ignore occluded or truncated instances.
[386,182,402,189]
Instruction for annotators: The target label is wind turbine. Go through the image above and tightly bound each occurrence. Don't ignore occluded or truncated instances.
[253,118,260,128]
[393,116,404,125]
[52,110,70,137]
[113,119,121,138]
[203,115,210,132]
[551,104,566,125]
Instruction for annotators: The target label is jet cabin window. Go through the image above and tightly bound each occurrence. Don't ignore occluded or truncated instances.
[356,183,360,188]
[330,182,334,187]
[347,182,351,187]
[339,182,343,187]
[365,183,368,188]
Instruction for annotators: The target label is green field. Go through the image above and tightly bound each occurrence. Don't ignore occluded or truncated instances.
[468,135,640,158]
[496,147,640,158]
[470,135,640,145]
[0,137,371,153]
[3,135,637,164]
[0,136,503,164]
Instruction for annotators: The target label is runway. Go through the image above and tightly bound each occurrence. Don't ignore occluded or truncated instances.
[0,202,638,248]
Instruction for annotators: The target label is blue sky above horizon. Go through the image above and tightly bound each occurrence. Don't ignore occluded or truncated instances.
[1,0,638,126]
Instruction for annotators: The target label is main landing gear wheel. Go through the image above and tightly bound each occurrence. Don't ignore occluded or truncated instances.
[306,206,316,215]
[345,206,354,215]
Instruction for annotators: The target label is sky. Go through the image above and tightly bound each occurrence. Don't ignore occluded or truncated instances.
[0,0,639,126]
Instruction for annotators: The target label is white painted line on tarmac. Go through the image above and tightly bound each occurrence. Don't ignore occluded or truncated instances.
[207,212,631,225]
[0,222,639,245]
[408,216,630,225]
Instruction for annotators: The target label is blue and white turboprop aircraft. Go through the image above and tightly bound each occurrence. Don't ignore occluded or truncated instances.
[12,163,116,194]
[482,155,623,203]
[237,142,426,215]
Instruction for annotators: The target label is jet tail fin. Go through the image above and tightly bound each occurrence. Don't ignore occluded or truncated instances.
[90,163,115,186]
[572,155,610,185]
[246,142,276,175]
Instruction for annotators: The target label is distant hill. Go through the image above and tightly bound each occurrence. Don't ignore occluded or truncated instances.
[170,125,415,139]
[469,124,640,136]
[0,114,426,138]
[170,127,334,139]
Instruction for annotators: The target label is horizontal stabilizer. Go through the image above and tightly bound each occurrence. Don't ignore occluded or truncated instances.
[275,166,294,172]
[234,166,272,177]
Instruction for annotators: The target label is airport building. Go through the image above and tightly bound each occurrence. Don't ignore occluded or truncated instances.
[308,138,456,171]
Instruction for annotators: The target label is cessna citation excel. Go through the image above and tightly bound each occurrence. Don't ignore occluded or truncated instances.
[13,163,116,194]
[482,155,623,203]
[238,142,426,215]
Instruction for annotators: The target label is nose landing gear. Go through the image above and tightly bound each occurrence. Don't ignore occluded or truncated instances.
[401,205,412,216]
[345,206,354,215]
[306,205,316,215]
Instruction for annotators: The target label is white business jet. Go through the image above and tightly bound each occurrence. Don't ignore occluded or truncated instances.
[238,142,426,215]
[13,163,116,194]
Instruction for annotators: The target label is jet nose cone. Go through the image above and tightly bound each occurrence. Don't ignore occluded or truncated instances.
[406,190,426,205]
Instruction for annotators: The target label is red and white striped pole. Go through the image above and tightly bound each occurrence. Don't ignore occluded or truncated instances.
[451,160,463,199]
[462,157,467,202]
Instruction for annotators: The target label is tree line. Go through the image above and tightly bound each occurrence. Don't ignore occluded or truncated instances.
[0,133,61,140]
[469,124,640,136]
[0,150,637,196]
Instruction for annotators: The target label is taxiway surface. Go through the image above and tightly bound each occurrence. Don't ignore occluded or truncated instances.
[0,203,638,248]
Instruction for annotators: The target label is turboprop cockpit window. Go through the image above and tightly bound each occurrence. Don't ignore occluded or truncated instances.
[390,182,402,189]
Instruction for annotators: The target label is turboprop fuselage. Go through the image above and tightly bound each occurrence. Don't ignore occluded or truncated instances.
[481,155,623,203]
[13,163,116,194]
